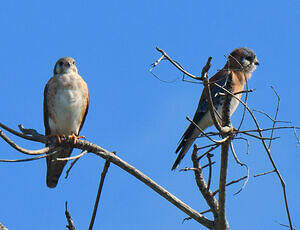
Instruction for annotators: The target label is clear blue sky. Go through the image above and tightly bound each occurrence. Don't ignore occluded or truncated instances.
[0,0,299,229]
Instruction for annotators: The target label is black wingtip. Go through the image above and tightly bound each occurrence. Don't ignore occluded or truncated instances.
[171,151,184,171]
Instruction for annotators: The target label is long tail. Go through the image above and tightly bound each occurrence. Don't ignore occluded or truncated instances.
[46,146,73,188]
[172,123,199,170]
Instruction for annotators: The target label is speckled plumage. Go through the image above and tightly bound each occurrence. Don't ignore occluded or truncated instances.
[172,47,259,170]
[44,57,89,188]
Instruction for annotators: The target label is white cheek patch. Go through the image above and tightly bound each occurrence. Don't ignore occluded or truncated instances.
[243,59,251,66]
[249,63,257,72]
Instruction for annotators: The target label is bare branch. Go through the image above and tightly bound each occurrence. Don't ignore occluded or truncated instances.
[180,161,216,172]
[57,150,88,161]
[241,131,278,140]
[65,201,76,230]
[0,122,47,143]
[191,144,219,220]
[182,209,212,224]
[155,47,201,80]
[0,129,53,155]
[253,170,275,178]
[0,148,61,163]
[234,89,255,95]
[215,71,233,230]
[268,86,281,150]
[198,145,220,161]
[196,143,219,151]
[213,176,248,196]
[234,137,250,155]
[207,153,213,191]
[230,142,249,195]
[0,123,214,229]
[89,152,116,230]
[65,158,81,179]
[293,127,300,144]
[89,155,113,230]
[274,220,296,230]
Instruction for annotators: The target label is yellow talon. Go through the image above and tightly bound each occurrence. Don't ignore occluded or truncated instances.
[68,134,85,144]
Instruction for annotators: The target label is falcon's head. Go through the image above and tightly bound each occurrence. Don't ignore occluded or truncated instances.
[54,57,78,75]
[226,47,259,73]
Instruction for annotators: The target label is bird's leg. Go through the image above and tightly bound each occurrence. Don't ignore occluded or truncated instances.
[68,133,85,144]
[48,134,66,144]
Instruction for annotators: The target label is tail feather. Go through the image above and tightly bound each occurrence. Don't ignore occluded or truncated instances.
[46,146,73,188]
[172,123,198,170]
[172,111,208,170]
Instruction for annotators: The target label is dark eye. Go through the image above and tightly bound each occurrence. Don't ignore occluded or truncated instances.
[245,56,253,61]
[73,61,75,65]
[59,61,64,66]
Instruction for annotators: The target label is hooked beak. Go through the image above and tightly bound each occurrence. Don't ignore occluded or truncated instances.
[254,58,259,66]
[64,62,71,68]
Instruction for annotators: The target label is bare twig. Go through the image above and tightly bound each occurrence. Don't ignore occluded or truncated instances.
[0,148,61,163]
[65,201,76,230]
[155,47,201,80]
[239,130,278,140]
[234,137,250,154]
[0,129,53,155]
[182,209,212,224]
[57,150,88,161]
[198,126,300,138]
[213,176,248,196]
[230,142,249,195]
[196,143,218,151]
[180,161,216,172]
[0,122,47,143]
[234,89,255,95]
[65,158,81,179]
[293,127,300,144]
[207,153,213,191]
[239,126,300,134]
[268,86,280,150]
[89,152,115,230]
[198,145,220,161]
[253,170,275,178]
[191,144,219,220]
[274,220,296,230]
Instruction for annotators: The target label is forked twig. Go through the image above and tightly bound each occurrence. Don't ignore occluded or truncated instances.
[89,153,115,230]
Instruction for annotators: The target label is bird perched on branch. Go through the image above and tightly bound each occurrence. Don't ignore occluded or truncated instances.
[44,57,89,188]
[172,47,259,170]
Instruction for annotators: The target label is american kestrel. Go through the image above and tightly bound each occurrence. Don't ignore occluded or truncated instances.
[44,57,89,188]
[172,47,259,170]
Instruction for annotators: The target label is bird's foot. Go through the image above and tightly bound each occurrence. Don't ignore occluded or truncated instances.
[68,134,85,144]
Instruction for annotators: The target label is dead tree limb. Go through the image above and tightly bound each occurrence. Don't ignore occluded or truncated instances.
[0,124,214,229]
[88,154,114,230]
